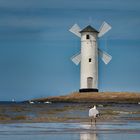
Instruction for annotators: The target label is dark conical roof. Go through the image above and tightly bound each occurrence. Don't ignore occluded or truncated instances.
[80,25,99,33]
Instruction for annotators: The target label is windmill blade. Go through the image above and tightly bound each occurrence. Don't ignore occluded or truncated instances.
[98,21,112,38]
[71,52,81,65]
[69,24,81,37]
[98,49,112,64]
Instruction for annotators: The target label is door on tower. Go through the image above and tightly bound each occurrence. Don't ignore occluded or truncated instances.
[87,77,93,88]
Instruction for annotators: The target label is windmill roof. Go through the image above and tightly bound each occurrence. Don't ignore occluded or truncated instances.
[80,25,99,33]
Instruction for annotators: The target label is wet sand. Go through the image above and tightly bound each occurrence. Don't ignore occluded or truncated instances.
[0,102,139,140]
[0,102,140,123]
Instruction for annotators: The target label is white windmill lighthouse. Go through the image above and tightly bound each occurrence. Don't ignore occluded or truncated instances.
[69,21,112,92]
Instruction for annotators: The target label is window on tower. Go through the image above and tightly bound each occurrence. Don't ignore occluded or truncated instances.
[86,34,90,39]
[89,58,92,62]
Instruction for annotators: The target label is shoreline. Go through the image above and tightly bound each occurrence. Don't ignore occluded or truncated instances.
[0,100,140,124]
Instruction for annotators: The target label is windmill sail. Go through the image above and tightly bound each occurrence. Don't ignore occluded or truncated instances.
[98,49,112,64]
[69,24,81,37]
[98,21,112,37]
[71,53,81,65]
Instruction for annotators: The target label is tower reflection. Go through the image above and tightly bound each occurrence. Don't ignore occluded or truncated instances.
[80,124,99,140]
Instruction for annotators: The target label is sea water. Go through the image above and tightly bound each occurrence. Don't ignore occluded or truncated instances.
[0,122,139,140]
[0,102,139,140]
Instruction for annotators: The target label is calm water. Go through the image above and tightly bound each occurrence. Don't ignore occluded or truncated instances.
[0,122,140,140]
[0,102,139,140]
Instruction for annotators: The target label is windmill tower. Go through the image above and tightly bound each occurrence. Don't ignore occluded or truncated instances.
[69,22,112,92]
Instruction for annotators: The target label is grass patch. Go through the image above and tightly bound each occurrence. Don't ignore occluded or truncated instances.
[31,92,140,103]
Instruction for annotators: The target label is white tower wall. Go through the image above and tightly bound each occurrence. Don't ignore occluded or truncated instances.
[80,32,98,92]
